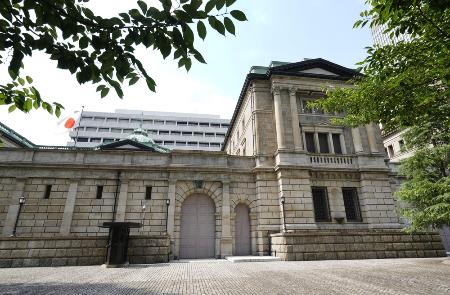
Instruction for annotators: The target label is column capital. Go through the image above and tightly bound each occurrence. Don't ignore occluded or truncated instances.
[271,85,281,95]
[289,87,297,96]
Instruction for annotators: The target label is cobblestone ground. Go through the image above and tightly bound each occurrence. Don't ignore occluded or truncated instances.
[0,258,449,295]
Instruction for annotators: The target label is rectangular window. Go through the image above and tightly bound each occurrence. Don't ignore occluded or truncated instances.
[159,130,170,135]
[182,132,193,136]
[145,186,152,200]
[119,118,129,123]
[332,134,343,154]
[342,188,362,222]
[399,140,405,150]
[176,141,187,146]
[154,120,165,125]
[188,122,198,126]
[311,187,331,222]
[388,145,394,157]
[44,185,52,199]
[177,121,187,126]
[90,138,101,143]
[77,137,88,142]
[318,133,329,153]
[111,128,122,133]
[164,141,174,145]
[211,123,220,128]
[221,124,229,128]
[194,132,203,137]
[199,122,209,127]
[199,142,209,147]
[85,127,97,132]
[98,128,109,132]
[171,131,181,135]
[96,186,103,199]
[305,132,316,153]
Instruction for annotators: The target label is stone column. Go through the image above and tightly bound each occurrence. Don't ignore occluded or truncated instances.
[340,134,347,154]
[220,181,232,257]
[272,86,286,149]
[313,132,320,153]
[115,180,129,222]
[289,88,303,150]
[328,132,335,154]
[351,127,364,153]
[167,180,176,238]
[2,178,26,236]
[60,180,78,236]
[365,123,379,153]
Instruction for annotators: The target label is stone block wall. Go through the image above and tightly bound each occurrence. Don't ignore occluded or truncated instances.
[271,231,446,261]
[0,235,169,268]
[70,178,116,236]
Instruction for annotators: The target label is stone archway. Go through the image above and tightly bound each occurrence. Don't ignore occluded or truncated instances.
[234,203,251,256]
[179,194,216,259]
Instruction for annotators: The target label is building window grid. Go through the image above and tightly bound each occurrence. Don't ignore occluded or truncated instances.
[342,188,362,222]
[311,187,331,222]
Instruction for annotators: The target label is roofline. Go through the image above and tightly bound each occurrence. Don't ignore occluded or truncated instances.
[221,72,268,151]
[0,121,36,148]
[221,59,361,151]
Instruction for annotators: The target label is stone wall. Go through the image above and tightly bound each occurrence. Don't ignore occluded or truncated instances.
[271,231,446,261]
[0,235,169,268]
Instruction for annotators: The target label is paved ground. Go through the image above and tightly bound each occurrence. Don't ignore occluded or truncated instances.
[0,258,449,295]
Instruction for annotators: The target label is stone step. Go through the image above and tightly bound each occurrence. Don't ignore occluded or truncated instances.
[225,256,281,263]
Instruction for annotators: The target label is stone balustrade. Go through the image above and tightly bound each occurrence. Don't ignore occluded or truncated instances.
[309,154,357,169]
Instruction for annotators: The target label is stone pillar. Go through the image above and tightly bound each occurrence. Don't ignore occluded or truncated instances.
[115,181,129,222]
[167,180,176,238]
[328,132,334,154]
[365,123,379,153]
[313,132,320,153]
[351,127,364,153]
[60,180,78,236]
[272,86,286,149]
[220,181,232,257]
[289,88,303,150]
[340,134,347,154]
[2,178,26,236]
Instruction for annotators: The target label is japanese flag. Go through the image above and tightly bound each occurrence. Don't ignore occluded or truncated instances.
[57,110,81,132]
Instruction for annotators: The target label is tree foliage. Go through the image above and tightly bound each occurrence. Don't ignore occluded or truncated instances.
[0,0,247,116]
[310,0,450,231]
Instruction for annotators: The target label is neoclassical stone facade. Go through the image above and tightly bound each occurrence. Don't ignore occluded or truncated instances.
[0,59,445,267]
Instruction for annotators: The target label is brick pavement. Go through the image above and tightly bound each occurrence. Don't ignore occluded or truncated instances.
[0,258,449,294]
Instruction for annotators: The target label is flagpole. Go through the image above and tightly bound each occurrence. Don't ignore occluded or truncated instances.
[74,106,84,147]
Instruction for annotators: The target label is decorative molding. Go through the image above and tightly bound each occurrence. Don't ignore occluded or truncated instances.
[193,180,204,189]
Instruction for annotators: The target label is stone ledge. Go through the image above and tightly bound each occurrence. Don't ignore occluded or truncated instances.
[0,235,170,268]
[270,230,446,261]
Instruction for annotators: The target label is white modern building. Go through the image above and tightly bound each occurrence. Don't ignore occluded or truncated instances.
[68,109,230,151]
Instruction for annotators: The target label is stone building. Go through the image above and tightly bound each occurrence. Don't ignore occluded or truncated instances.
[0,58,445,267]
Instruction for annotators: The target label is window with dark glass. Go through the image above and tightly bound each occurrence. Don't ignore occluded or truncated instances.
[96,186,103,199]
[342,188,362,222]
[305,132,316,153]
[44,185,52,199]
[145,186,152,200]
[332,134,342,154]
[388,145,394,157]
[311,187,331,222]
[318,133,329,153]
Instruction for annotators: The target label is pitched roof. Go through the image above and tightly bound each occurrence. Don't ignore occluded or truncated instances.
[0,121,36,148]
[97,128,170,153]
[221,58,361,151]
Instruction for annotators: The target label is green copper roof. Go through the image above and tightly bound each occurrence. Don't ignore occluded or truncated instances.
[0,121,36,148]
[126,128,170,153]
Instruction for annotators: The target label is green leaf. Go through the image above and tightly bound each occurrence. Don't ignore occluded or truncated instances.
[205,0,216,13]
[230,10,247,21]
[8,105,16,113]
[129,77,139,85]
[18,77,25,86]
[26,76,33,84]
[225,0,237,6]
[224,17,235,35]
[101,87,110,98]
[137,0,148,14]
[197,21,207,40]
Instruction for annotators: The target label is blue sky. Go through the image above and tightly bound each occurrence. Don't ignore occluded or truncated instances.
[0,0,372,145]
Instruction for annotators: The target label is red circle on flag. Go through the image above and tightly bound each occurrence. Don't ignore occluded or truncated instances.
[64,118,75,129]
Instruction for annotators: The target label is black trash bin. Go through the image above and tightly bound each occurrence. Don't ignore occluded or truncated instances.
[100,222,142,267]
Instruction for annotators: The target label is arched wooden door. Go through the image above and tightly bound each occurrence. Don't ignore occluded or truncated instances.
[180,194,215,259]
[234,203,251,256]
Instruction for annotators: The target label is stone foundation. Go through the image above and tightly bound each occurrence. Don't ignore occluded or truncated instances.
[0,235,170,268]
[270,230,446,261]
